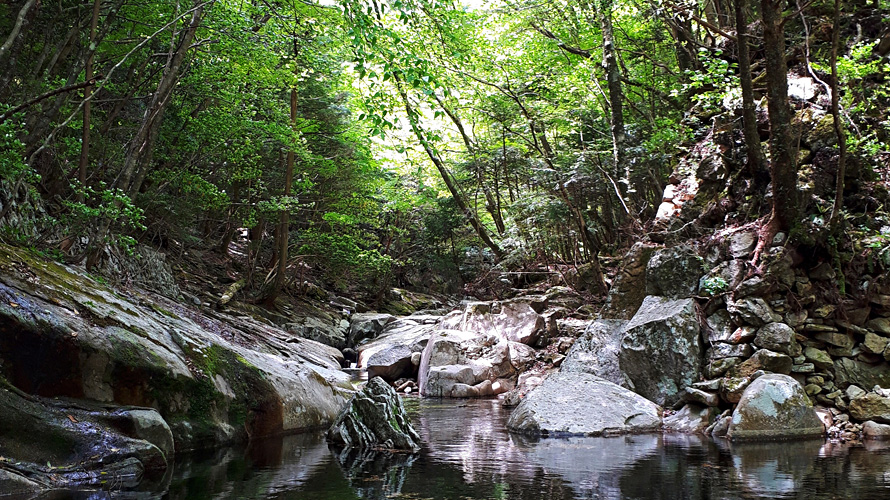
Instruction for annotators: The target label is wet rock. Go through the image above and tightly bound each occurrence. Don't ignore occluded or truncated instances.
[727,374,824,441]
[619,296,702,407]
[862,421,890,440]
[664,404,717,433]
[645,245,704,299]
[601,242,658,319]
[348,313,396,346]
[849,393,890,424]
[506,372,662,436]
[0,386,171,490]
[327,378,420,451]
[754,322,800,356]
[561,319,628,386]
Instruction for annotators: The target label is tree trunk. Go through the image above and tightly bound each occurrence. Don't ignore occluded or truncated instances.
[828,0,847,225]
[734,0,765,176]
[267,86,298,304]
[77,0,103,202]
[595,0,628,205]
[761,0,798,232]
[396,81,503,260]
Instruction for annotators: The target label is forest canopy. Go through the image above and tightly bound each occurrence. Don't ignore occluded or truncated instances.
[1,0,889,303]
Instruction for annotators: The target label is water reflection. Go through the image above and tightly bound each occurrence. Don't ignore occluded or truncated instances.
[38,399,890,499]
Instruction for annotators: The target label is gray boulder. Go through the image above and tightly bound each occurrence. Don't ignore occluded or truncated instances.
[862,420,890,440]
[358,318,433,382]
[348,313,396,346]
[727,297,781,326]
[417,329,514,398]
[619,296,702,407]
[461,300,545,344]
[645,245,704,298]
[561,319,628,386]
[727,374,824,441]
[506,371,662,436]
[601,242,658,319]
[327,377,420,451]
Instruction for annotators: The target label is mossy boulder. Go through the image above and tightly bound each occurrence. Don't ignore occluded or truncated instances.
[0,244,351,452]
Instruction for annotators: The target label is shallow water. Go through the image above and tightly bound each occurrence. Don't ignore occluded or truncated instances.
[48,398,890,499]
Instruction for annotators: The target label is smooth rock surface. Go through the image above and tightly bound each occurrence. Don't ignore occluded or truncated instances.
[664,404,717,433]
[506,372,662,436]
[727,374,824,441]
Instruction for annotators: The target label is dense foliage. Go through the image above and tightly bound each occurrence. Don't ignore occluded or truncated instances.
[1,0,889,302]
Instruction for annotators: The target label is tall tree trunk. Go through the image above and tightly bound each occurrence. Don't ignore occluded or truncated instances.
[77,0,103,202]
[595,0,629,206]
[761,0,798,232]
[87,1,207,268]
[734,0,765,176]
[267,86,297,304]
[828,0,847,225]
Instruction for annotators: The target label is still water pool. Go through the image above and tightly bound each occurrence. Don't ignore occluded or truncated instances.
[55,398,890,499]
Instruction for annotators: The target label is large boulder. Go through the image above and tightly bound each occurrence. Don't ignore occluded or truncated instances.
[358,318,433,382]
[600,242,658,319]
[506,371,662,436]
[347,313,396,346]
[619,296,702,407]
[0,244,352,452]
[460,300,545,344]
[417,329,514,398]
[727,374,824,441]
[326,377,420,451]
[561,319,628,386]
[644,245,704,299]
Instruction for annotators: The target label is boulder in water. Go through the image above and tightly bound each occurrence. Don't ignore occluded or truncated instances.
[327,377,421,451]
[727,374,824,441]
[506,371,662,437]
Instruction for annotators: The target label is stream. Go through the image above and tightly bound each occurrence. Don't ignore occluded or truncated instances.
[41,398,890,500]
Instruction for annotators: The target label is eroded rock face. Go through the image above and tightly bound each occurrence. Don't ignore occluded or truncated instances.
[619,296,702,407]
[326,377,420,451]
[0,386,172,490]
[727,374,824,441]
[0,244,351,451]
[600,242,658,319]
[506,371,662,437]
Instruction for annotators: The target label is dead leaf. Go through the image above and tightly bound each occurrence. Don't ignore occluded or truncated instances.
[67,415,78,423]
[8,302,18,308]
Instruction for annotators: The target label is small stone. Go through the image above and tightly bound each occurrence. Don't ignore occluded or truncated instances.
[729,230,757,258]
[810,263,836,281]
[785,311,808,328]
[792,363,815,373]
[692,379,722,391]
[727,297,781,326]
[684,387,720,407]
[721,377,752,404]
[867,318,890,336]
[814,331,854,349]
[707,357,740,378]
[800,323,838,333]
[729,326,758,344]
[827,346,855,358]
[731,349,793,377]
[847,385,867,400]
[804,347,833,371]
[864,333,890,356]
[807,376,825,385]
[709,343,754,360]
[825,390,843,399]
[805,384,822,395]
[850,393,890,424]
[754,322,800,356]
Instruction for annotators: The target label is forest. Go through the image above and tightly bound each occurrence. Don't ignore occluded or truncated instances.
[2,0,885,306]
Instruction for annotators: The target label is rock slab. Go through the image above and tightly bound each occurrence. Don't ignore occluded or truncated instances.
[506,371,662,437]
